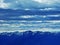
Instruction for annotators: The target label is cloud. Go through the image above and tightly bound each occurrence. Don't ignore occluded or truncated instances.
[20,15,36,18]
[0,0,60,9]
[47,15,60,17]
[34,0,53,4]
[0,0,10,8]
[0,20,60,32]
[40,8,56,10]
[3,0,41,9]
[33,0,59,5]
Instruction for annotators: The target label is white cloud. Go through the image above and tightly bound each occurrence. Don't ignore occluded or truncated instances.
[24,9,31,10]
[20,15,36,18]
[0,20,5,22]
[47,15,60,17]
[0,0,10,8]
[0,20,60,32]
[0,28,60,33]
[33,0,59,5]
[46,20,60,23]
[40,8,56,11]
[0,0,60,9]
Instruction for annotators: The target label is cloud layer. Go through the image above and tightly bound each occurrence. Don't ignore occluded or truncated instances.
[0,0,60,9]
[0,0,60,32]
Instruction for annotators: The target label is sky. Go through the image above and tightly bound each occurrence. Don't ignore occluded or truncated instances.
[0,0,60,9]
[0,0,60,32]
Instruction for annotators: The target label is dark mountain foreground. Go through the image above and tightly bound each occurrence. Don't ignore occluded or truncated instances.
[0,31,60,45]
